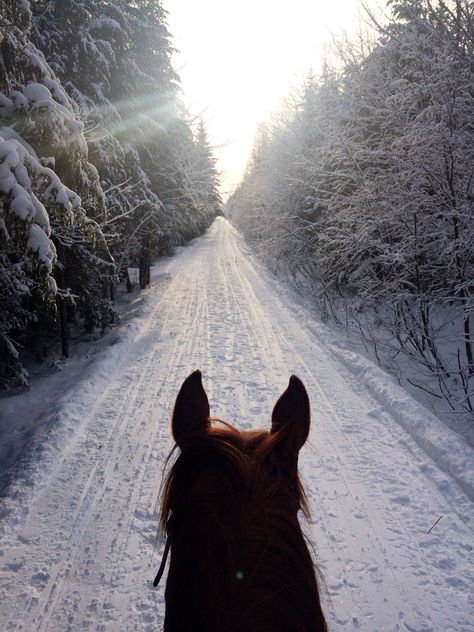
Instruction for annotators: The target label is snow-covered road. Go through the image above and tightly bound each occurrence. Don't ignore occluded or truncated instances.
[1,218,473,631]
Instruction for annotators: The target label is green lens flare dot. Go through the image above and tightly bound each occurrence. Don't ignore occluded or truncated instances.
[235,570,244,581]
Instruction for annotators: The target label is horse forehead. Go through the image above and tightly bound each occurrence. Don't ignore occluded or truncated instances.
[240,428,267,440]
[235,428,268,449]
[209,426,269,457]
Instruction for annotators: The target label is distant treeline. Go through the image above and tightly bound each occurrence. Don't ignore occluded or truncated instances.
[0,0,221,386]
[231,0,473,417]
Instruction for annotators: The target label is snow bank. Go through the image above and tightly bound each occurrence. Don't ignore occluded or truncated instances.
[236,223,474,505]
[319,333,474,502]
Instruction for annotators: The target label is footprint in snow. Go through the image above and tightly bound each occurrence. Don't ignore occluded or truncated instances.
[437,557,456,570]
[3,560,22,572]
[367,407,384,418]
[445,576,465,589]
[390,495,411,505]
[30,570,49,586]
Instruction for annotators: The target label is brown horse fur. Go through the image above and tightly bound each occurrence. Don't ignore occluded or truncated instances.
[159,370,328,632]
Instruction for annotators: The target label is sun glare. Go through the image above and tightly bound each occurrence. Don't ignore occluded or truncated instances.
[166,0,380,198]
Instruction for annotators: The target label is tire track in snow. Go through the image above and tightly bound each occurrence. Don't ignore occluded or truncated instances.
[9,271,190,631]
[224,223,473,631]
[64,258,212,630]
[1,219,472,632]
[85,250,215,631]
[216,228,408,627]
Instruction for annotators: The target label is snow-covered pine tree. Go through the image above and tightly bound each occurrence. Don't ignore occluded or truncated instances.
[0,133,56,386]
[30,0,164,282]
[31,0,220,280]
[187,119,222,232]
[1,0,222,387]
[0,0,114,384]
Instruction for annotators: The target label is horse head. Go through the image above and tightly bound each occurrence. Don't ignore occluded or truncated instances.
[158,370,327,631]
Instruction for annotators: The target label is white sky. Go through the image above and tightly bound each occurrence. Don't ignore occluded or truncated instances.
[165,0,381,198]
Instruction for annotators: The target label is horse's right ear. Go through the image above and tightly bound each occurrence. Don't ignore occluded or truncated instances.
[172,370,210,446]
[271,375,310,464]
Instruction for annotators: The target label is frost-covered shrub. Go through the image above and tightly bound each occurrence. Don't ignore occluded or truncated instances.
[232,0,474,417]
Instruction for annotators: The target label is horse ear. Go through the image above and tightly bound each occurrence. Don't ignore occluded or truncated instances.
[271,375,310,461]
[172,370,210,446]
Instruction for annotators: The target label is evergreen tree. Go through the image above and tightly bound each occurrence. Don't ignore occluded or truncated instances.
[188,118,222,229]
[1,0,222,387]
[30,0,220,273]
[1,0,113,384]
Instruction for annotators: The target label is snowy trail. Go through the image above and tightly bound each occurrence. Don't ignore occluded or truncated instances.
[0,218,473,631]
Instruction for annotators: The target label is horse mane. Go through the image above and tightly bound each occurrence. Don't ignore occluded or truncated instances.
[159,420,327,631]
[160,420,309,531]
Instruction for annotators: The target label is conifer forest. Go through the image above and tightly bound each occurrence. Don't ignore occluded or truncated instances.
[0,0,221,387]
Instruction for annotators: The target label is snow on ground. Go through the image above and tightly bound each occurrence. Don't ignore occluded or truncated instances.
[0,218,473,631]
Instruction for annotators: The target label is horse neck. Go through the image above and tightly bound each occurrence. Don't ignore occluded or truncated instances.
[164,491,326,632]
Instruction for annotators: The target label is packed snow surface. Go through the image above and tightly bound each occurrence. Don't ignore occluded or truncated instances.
[0,219,473,631]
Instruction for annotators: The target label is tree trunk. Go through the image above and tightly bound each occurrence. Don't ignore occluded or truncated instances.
[139,239,151,289]
[54,243,70,358]
[125,268,133,293]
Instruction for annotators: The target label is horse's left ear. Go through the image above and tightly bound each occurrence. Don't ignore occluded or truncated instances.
[172,370,210,446]
[271,375,310,462]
